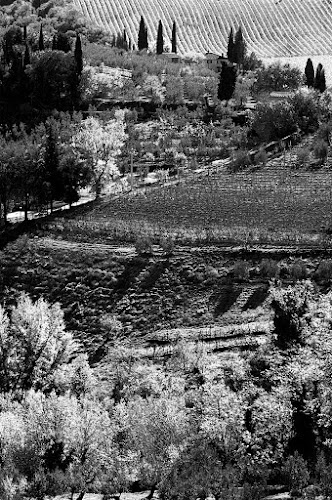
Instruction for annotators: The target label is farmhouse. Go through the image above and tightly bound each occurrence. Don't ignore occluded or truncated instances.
[205,52,232,72]
[162,52,182,63]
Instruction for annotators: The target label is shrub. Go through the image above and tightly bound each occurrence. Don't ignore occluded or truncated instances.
[251,101,297,143]
[135,236,153,256]
[314,260,332,283]
[289,260,307,280]
[295,147,310,168]
[233,261,249,280]
[231,149,252,171]
[254,148,268,166]
[313,139,328,162]
[282,452,310,496]
[270,281,312,348]
[254,62,303,93]
[160,234,175,255]
[259,259,278,278]
[315,453,332,498]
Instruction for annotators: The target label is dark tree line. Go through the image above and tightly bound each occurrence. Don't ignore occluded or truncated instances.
[137,16,177,53]
[227,26,246,67]
[0,24,84,125]
[305,58,326,92]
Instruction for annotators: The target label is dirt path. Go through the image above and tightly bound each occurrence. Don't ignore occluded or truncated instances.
[36,236,332,259]
[130,320,272,358]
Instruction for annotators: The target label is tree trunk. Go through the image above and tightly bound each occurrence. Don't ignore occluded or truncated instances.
[146,485,156,500]
[77,490,86,500]
[24,191,29,222]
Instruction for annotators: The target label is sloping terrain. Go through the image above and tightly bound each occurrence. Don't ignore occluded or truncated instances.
[74,0,332,57]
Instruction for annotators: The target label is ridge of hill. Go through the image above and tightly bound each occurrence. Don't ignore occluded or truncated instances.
[73,0,332,57]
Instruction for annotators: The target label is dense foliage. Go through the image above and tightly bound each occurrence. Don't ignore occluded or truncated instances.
[0,279,332,499]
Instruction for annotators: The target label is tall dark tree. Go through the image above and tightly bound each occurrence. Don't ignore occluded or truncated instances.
[23,25,27,41]
[38,24,44,51]
[56,32,71,53]
[43,121,63,212]
[314,63,326,93]
[138,16,148,50]
[3,26,23,66]
[171,20,177,53]
[304,58,314,88]
[218,62,237,101]
[74,33,83,74]
[52,34,57,50]
[123,29,128,50]
[156,20,164,54]
[227,27,234,62]
[234,26,246,67]
[23,43,30,67]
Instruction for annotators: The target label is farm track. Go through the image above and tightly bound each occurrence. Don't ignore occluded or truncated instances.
[132,320,272,357]
[36,237,332,259]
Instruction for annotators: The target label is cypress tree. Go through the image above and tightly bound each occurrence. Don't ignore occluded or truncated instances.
[38,24,44,51]
[314,64,321,90]
[23,43,30,67]
[123,29,128,50]
[156,20,164,54]
[144,26,148,50]
[227,27,234,62]
[320,69,326,93]
[315,64,326,93]
[171,20,177,53]
[218,62,237,101]
[23,25,27,40]
[74,33,83,75]
[234,26,246,67]
[138,16,148,50]
[304,58,314,87]
[52,34,57,50]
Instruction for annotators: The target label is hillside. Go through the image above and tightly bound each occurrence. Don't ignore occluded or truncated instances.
[73,0,332,57]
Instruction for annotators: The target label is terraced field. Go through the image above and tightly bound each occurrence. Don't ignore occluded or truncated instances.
[49,166,332,247]
[74,0,332,57]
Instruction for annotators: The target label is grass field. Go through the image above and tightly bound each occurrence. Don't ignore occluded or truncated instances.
[50,166,332,247]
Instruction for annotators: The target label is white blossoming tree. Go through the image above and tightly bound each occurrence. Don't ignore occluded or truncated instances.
[73,114,127,198]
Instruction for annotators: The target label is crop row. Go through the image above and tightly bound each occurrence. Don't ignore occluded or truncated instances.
[74,0,332,57]
[57,167,332,246]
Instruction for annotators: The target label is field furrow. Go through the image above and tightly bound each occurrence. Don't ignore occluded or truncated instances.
[73,0,332,57]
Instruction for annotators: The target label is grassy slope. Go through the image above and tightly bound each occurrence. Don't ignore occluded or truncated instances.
[74,0,332,57]
[0,228,325,363]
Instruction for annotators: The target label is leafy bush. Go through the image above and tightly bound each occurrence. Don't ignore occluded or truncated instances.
[313,139,329,163]
[135,236,153,256]
[254,63,303,93]
[259,259,278,278]
[289,91,320,134]
[231,149,252,171]
[295,147,310,168]
[313,260,332,283]
[160,234,175,255]
[254,148,268,166]
[251,102,297,143]
[282,452,310,495]
[233,261,249,280]
[289,260,307,280]
[270,282,312,348]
